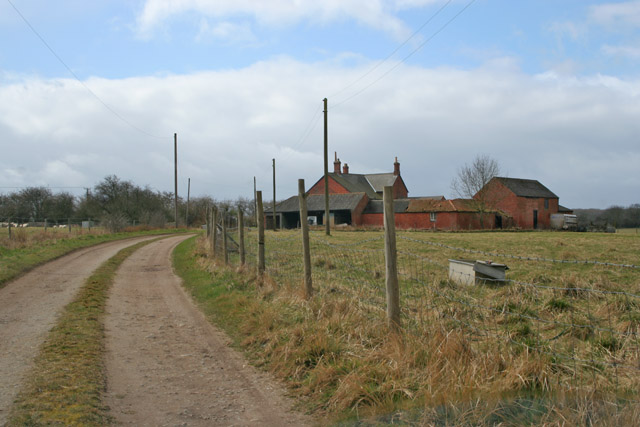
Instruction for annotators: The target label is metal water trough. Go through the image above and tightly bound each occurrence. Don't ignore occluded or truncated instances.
[448,259,509,286]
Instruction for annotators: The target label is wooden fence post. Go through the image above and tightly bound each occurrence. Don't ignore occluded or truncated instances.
[44,218,47,231]
[206,206,210,238]
[257,191,265,275]
[8,219,11,240]
[383,186,401,331]
[298,179,313,298]
[212,207,218,257]
[68,218,71,233]
[222,209,229,265]
[238,207,245,266]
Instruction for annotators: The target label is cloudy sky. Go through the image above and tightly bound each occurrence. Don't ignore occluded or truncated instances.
[1,0,639,208]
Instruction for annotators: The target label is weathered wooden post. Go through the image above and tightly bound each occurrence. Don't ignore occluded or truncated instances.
[212,207,218,257]
[298,179,313,298]
[222,209,229,265]
[238,207,245,266]
[68,218,71,233]
[206,206,210,237]
[44,218,47,232]
[257,191,265,275]
[383,186,401,331]
[8,219,11,240]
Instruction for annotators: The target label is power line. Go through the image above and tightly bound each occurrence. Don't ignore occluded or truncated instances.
[6,0,165,140]
[289,1,457,154]
[328,0,453,100]
[333,0,478,109]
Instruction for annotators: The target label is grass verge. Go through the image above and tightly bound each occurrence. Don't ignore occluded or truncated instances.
[7,237,161,426]
[0,228,190,289]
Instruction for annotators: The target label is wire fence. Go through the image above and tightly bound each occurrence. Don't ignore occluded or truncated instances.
[205,203,640,409]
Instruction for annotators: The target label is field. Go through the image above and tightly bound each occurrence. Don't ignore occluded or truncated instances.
[180,228,640,424]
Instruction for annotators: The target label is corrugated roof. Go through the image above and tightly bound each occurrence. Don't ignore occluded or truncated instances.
[276,193,367,213]
[493,177,558,199]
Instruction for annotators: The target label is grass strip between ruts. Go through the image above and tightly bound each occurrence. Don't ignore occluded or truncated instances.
[7,237,164,426]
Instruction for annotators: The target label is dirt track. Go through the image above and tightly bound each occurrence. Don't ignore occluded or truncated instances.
[0,235,160,425]
[103,235,311,426]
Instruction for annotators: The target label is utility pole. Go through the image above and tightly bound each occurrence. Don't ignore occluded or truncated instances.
[272,158,277,230]
[323,98,330,236]
[186,177,191,227]
[174,133,178,229]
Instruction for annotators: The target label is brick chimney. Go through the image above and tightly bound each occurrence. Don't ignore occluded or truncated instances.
[333,152,341,174]
[342,163,349,174]
[393,156,400,176]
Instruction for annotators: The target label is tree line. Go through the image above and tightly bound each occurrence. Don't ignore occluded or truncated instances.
[574,204,640,229]
[0,175,256,230]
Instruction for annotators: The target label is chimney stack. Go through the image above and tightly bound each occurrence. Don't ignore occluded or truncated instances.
[393,156,400,176]
[342,163,349,174]
[333,152,341,174]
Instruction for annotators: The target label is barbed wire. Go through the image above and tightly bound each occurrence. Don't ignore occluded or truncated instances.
[398,235,640,269]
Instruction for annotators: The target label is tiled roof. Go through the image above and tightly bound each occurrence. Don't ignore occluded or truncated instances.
[493,177,558,199]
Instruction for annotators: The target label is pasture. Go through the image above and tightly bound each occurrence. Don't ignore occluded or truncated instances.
[184,228,640,424]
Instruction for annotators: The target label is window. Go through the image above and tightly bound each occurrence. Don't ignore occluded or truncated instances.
[430,212,437,222]
[544,199,549,209]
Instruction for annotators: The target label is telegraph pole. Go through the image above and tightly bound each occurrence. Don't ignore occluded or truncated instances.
[174,133,178,228]
[272,158,277,230]
[323,98,330,236]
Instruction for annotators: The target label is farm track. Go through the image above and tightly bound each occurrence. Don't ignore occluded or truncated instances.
[0,235,160,425]
[103,235,311,426]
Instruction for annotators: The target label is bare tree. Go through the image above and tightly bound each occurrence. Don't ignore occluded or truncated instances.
[451,154,501,227]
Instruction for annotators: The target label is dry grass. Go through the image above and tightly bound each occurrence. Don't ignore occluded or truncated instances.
[175,230,640,425]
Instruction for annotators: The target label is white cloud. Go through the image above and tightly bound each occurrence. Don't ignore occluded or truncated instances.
[590,1,640,27]
[135,0,414,40]
[196,19,257,44]
[1,57,639,207]
[602,43,640,59]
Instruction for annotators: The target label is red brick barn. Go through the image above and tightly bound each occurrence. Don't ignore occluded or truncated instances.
[479,177,560,229]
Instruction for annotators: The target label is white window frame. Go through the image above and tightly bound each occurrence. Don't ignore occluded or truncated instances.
[430,212,437,222]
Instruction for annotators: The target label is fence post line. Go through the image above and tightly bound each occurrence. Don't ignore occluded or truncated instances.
[238,206,245,266]
[257,191,265,275]
[298,179,313,298]
[383,186,401,331]
[222,209,229,265]
[44,218,47,231]
[8,219,11,240]
[212,207,218,257]
[68,218,71,233]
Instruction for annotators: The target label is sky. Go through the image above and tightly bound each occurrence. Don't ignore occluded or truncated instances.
[1,0,639,209]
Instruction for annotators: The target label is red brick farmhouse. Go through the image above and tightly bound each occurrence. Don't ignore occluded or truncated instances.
[274,156,570,230]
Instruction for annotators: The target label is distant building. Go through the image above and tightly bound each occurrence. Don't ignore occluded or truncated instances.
[273,156,569,230]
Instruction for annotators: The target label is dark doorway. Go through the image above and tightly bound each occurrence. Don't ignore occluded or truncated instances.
[533,210,538,229]
[495,215,503,229]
